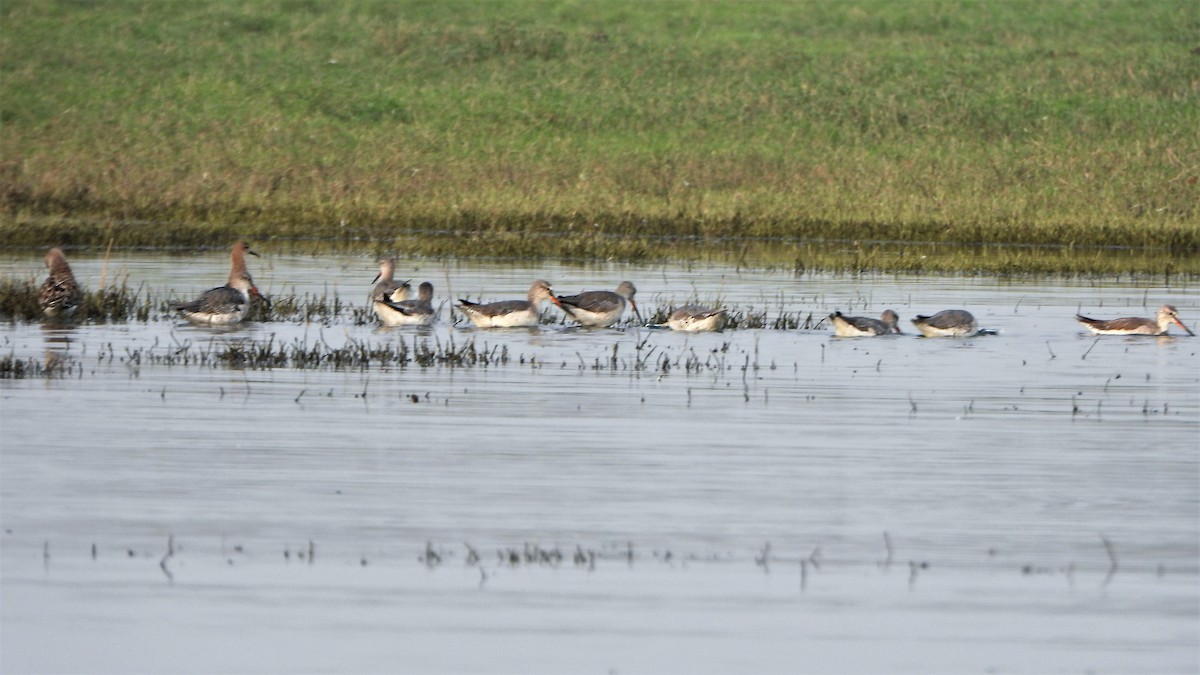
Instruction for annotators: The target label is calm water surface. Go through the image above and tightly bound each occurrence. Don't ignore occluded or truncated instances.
[2,252,1198,673]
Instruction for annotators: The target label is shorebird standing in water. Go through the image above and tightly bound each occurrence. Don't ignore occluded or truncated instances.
[910,309,978,337]
[665,305,727,332]
[829,309,901,337]
[1076,305,1194,336]
[553,280,641,327]
[377,281,436,327]
[175,241,266,325]
[457,279,556,328]
[371,258,412,324]
[38,247,83,318]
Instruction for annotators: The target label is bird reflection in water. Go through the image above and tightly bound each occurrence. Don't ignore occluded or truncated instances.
[40,320,76,376]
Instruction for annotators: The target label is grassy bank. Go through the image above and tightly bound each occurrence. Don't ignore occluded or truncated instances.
[2,1,1198,268]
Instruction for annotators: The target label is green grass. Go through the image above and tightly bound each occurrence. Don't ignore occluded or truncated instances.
[2,0,1198,272]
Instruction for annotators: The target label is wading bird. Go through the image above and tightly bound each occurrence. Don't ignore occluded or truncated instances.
[666,305,727,332]
[910,309,978,337]
[371,258,412,324]
[554,281,641,327]
[175,241,266,325]
[38,247,83,318]
[829,309,901,337]
[457,279,556,328]
[377,281,436,327]
[1075,305,1194,336]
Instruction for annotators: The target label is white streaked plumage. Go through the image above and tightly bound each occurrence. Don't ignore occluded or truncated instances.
[38,247,83,318]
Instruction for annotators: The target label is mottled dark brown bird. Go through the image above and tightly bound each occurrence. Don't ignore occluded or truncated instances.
[38,247,83,318]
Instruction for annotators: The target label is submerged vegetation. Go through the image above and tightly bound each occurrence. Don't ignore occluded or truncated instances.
[0,277,154,322]
[0,275,825,331]
[3,329,758,376]
[1,1,1197,273]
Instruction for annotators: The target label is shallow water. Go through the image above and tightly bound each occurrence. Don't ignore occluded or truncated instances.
[2,252,1198,673]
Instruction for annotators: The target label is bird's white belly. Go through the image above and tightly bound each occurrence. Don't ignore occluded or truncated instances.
[570,308,620,327]
[915,322,976,337]
[668,314,724,332]
[182,305,248,325]
[375,302,434,327]
[476,309,537,328]
[832,319,875,337]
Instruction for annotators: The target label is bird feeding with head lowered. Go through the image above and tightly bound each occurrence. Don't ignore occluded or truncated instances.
[829,309,901,337]
[910,309,978,337]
